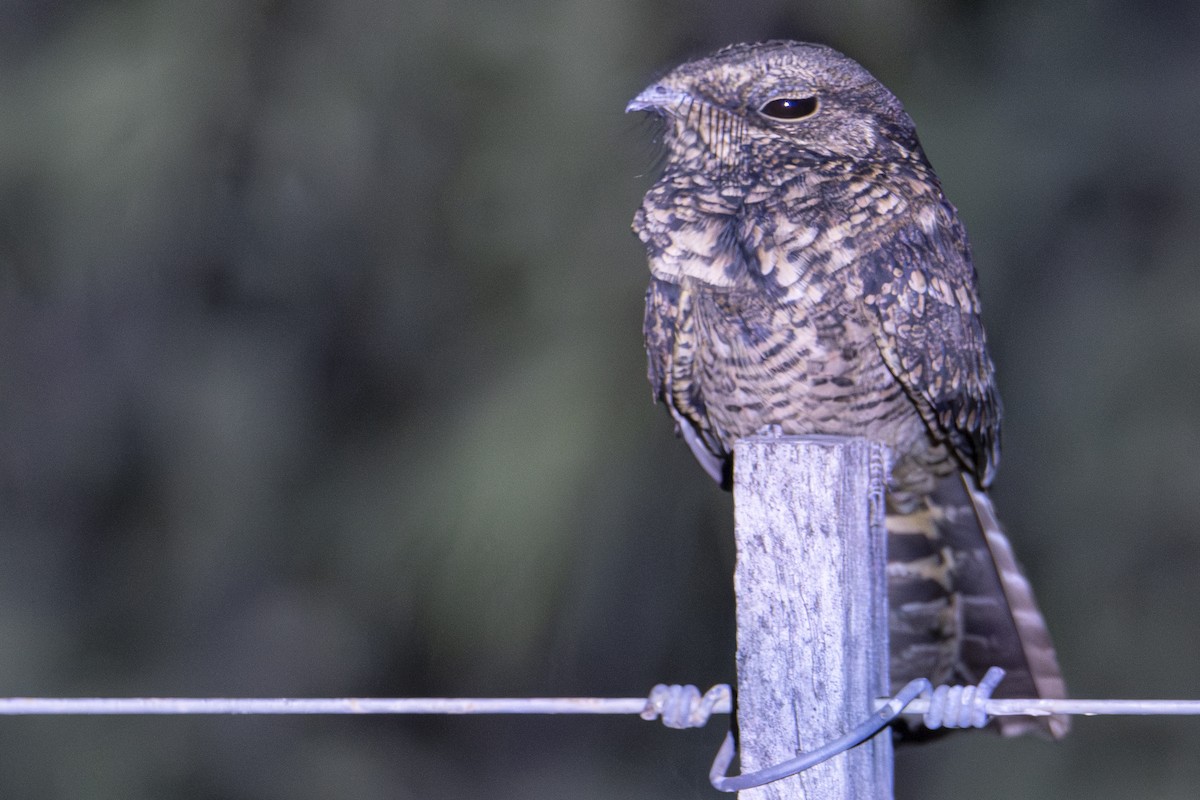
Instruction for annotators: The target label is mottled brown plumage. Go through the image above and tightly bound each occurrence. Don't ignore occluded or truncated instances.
[628,41,1067,738]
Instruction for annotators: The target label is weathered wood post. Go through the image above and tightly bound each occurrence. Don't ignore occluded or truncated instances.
[732,435,891,799]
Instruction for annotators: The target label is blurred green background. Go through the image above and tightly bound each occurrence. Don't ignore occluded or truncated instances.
[1,0,1198,797]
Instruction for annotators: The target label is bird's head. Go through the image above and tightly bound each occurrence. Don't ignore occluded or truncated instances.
[627,41,919,179]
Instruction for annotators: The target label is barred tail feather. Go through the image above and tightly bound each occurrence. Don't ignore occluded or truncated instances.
[887,473,1069,739]
[963,479,1070,738]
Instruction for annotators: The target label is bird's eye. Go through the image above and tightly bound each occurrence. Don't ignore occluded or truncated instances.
[759,96,818,120]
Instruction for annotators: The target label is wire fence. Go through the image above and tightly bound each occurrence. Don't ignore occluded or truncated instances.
[6,677,1200,791]
[3,689,1200,718]
[0,696,666,715]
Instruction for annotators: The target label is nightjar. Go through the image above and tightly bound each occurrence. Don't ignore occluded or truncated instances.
[628,41,1067,738]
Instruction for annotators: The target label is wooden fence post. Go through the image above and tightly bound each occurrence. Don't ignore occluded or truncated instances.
[732,435,891,799]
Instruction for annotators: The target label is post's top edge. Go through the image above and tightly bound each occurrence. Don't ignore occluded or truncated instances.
[733,434,882,448]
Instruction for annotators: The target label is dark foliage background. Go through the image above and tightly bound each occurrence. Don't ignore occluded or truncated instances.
[1,1,1199,797]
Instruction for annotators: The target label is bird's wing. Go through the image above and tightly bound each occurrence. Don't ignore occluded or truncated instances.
[644,277,729,484]
[858,202,1001,485]
[643,277,680,405]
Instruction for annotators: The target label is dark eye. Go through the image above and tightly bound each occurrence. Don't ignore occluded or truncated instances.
[759,96,818,120]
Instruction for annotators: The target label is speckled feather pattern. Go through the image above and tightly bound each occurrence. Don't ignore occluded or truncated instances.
[630,41,1066,738]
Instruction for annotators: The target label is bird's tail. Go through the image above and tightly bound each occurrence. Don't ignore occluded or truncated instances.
[886,473,1070,739]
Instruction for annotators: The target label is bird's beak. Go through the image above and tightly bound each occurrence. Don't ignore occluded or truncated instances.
[626,82,687,114]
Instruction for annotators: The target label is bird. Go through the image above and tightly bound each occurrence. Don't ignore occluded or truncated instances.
[627,40,1068,738]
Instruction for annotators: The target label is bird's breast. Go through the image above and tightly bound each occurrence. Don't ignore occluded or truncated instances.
[683,282,933,466]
